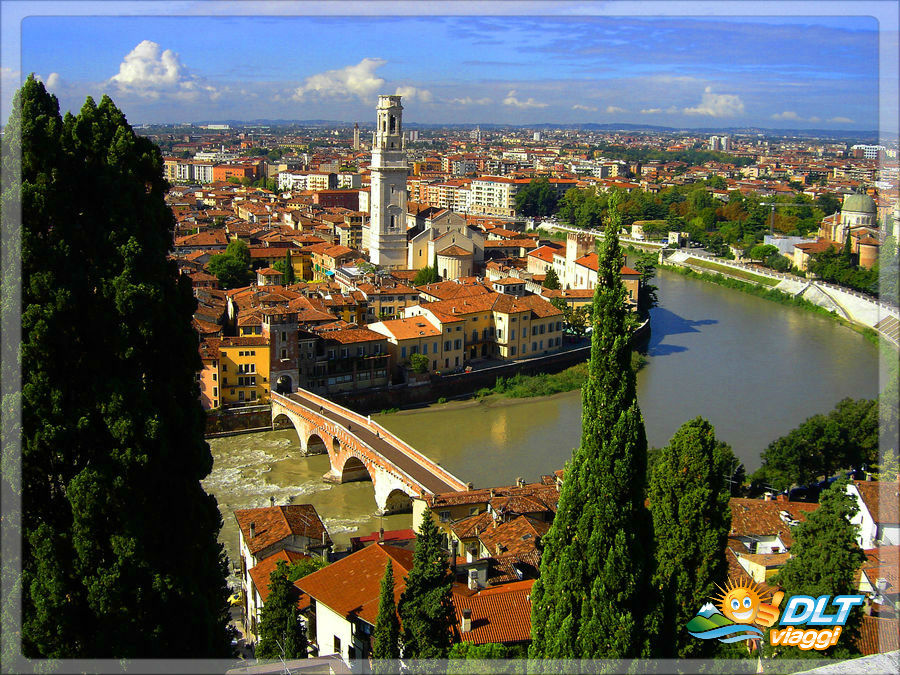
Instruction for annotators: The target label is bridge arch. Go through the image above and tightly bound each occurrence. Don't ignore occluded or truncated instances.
[383,488,413,514]
[306,432,327,455]
[339,455,372,483]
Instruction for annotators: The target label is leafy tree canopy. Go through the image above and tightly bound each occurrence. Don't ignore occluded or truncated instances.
[256,561,308,661]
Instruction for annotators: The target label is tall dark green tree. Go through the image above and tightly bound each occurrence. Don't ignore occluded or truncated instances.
[283,250,296,285]
[769,480,866,660]
[372,560,401,668]
[542,268,561,290]
[256,561,308,661]
[648,417,734,657]
[398,508,455,659]
[529,191,652,658]
[13,76,230,657]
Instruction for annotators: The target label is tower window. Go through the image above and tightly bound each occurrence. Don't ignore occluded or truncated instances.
[390,115,396,133]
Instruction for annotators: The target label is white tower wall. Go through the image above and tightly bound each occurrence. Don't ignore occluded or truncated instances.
[369,95,408,268]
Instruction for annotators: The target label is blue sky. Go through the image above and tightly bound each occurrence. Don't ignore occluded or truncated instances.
[2,2,896,131]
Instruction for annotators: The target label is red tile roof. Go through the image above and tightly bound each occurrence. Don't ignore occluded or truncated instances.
[856,615,900,656]
[295,543,413,625]
[249,549,311,604]
[235,504,331,555]
[852,480,900,524]
[728,498,819,548]
[452,580,535,645]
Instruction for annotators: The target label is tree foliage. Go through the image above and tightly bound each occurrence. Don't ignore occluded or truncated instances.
[648,418,735,657]
[256,561,308,661]
[414,265,440,286]
[398,508,455,659]
[514,177,559,218]
[409,353,430,374]
[808,244,878,297]
[372,560,401,666]
[529,192,652,658]
[769,480,866,660]
[542,267,561,290]
[753,397,879,492]
[13,76,230,658]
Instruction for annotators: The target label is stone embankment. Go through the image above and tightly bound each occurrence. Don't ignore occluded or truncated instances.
[663,250,899,347]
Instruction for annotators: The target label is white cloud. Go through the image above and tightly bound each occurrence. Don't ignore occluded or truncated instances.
[448,96,492,105]
[573,104,598,111]
[640,108,662,114]
[45,73,61,90]
[503,90,548,109]
[294,58,386,101]
[808,116,821,123]
[605,105,626,114]
[395,85,433,103]
[683,86,745,118]
[108,40,218,101]
[829,116,854,123]
[772,111,801,120]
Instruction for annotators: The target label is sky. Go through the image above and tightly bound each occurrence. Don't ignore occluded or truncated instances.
[2,2,897,132]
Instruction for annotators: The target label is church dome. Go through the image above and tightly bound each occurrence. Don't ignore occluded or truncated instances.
[842,193,876,214]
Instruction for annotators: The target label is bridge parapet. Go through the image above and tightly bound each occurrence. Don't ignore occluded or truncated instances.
[271,390,467,497]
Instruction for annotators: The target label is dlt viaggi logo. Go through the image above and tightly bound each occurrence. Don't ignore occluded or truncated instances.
[687,578,865,651]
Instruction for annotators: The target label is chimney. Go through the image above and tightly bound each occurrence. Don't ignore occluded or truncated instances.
[466,482,474,491]
[461,608,472,632]
[270,496,276,507]
[516,477,525,488]
[776,493,787,502]
[379,527,385,543]
[249,521,256,539]
[467,570,479,591]
[489,488,495,498]
[764,492,774,502]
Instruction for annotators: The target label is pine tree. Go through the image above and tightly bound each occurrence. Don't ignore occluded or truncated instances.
[770,480,866,660]
[13,76,231,657]
[256,561,308,661]
[648,417,734,657]
[398,508,455,659]
[542,268,561,290]
[372,559,401,671]
[529,191,652,659]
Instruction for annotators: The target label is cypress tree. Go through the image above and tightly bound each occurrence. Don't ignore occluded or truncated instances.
[529,191,652,659]
[398,508,455,659]
[284,250,296,285]
[648,417,734,657]
[256,561,308,661]
[769,480,866,660]
[372,559,401,670]
[13,76,230,657]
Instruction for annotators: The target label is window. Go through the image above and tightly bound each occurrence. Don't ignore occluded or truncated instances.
[433,341,438,353]
[334,636,341,655]
[341,348,349,358]
[212,373,217,381]
[522,327,528,338]
[540,324,545,334]
[213,387,218,396]
[440,511,451,522]
[444,341,451,351]
[357,346,365,357]
[281,331,286,342]
[511,330,516,340]
[250,391,257,400]
[498,329,503,339]
[401,346,407,359]
[511,347,516,356]
[532,342,537,352]
[281,349,287,359]
[239,391,245,401]
[454,339,462,349]
[222,364,228,372]
[422,344,428,355]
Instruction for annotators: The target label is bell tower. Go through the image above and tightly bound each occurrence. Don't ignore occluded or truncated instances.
[368,95,408,268]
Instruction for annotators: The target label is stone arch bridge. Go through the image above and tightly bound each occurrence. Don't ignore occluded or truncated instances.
[271,390,467,513]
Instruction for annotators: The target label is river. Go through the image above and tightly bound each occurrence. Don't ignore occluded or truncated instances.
[205,267,886,568]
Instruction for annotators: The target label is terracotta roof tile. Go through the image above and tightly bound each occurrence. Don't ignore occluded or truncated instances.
[295,543,413,625]
[249,549,311,604]
[856,615,900,656]
[235,505,331,556]
[452,580,535,645]
[852,480,900,524]
[728,498,819,548]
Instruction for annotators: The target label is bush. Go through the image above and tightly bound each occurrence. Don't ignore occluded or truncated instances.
[437,397,447,404]
[409,353,429,374]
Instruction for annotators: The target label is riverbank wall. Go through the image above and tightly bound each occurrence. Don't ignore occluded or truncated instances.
[205,405,271,437]
[662,251,899,347]
[328,318,650,414]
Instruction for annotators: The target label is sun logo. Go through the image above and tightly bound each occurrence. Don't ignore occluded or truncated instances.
[714,578,784,628]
